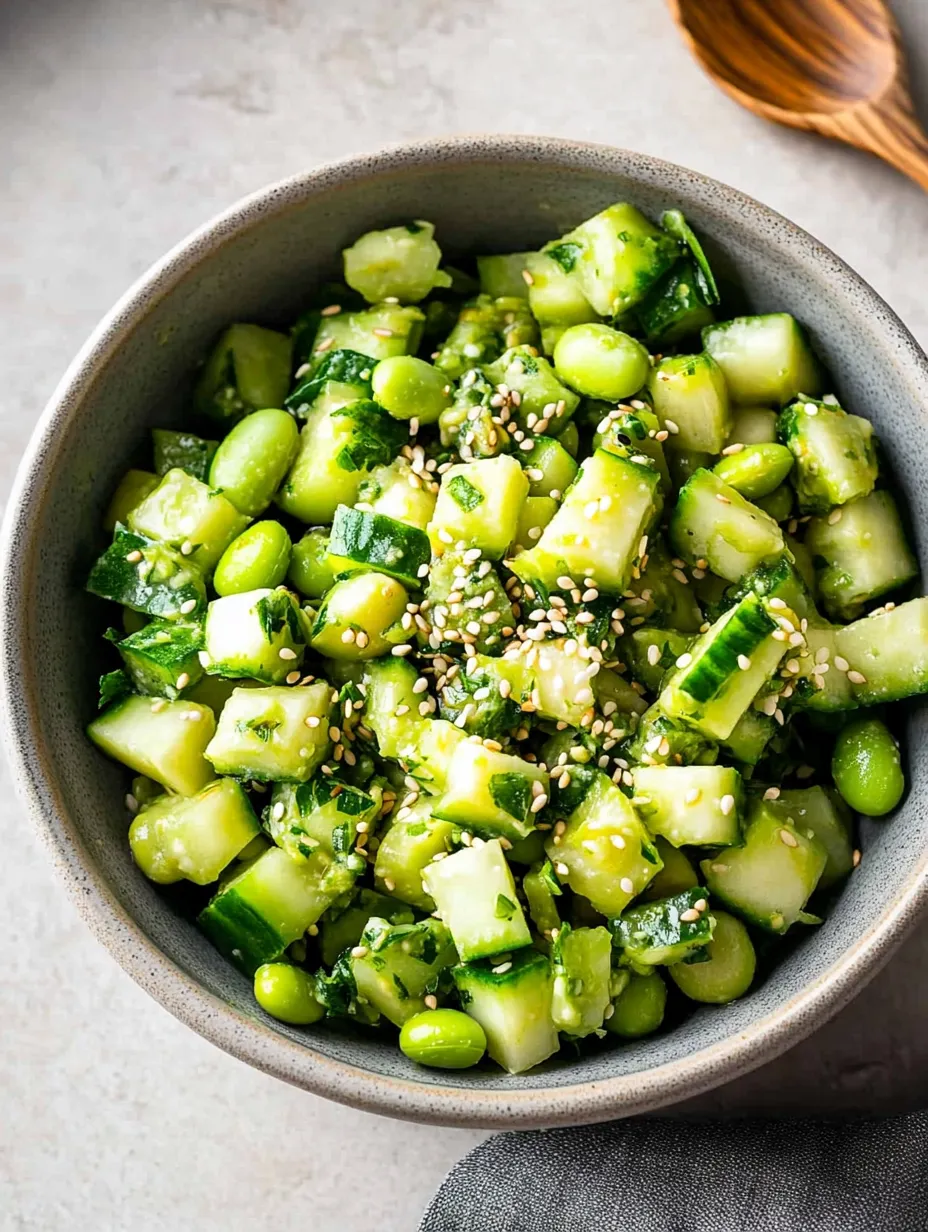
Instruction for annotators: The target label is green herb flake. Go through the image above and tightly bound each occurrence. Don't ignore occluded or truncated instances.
[494,894,517,920]
[489,772,532,821]
[447,474,485,512]
[546,241,583,273]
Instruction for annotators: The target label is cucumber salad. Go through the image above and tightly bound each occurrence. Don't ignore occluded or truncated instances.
[86,203,920,1075]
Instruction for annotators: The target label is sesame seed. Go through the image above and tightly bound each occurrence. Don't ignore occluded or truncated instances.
[763,787,781,801]
[278,647,298,660]
[847,670,867,685]
[175,672,190,689]
[409,417,419,436]
[833,656,850,672]
[392,644,413,657]
[779,828,799,848]
[737,654,752,671]
[675,652,693,669]
[372,327,393,338]
[610,834,626,849]
[620,877,634,894]
[355,631,370,649]
[715,493,731,505]
[286,670,301,684]
[314,336,335,353]
[555,862,570,877]
[530,794,548,813]
[341,629,356,644]
[125,793,138,813]
[694,898,708,913]
[684,788,701,805]
[646,643,661,666]
[720,794,735,816]
[424,994,438,1010]
[492,962,512,975]
[680,908,701,923]
[671,568,689,585]
[126,550,143,563]
[853,849,861,868]
[179,599,198,615]
[721,442,745,456]
[351,945,369,958]
[320,303,342,316]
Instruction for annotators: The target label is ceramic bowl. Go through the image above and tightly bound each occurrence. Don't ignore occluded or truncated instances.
[4,136,928,1128]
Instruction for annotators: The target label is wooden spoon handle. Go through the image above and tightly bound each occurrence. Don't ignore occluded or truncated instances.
[857,101,928,194]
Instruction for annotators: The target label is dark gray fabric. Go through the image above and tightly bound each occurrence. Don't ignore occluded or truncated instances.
[420,1115,928,1231]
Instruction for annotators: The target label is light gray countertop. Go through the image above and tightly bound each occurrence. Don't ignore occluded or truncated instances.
[3,1,928,1228]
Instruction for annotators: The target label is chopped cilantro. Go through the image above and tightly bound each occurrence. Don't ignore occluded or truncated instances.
[447,474,485,512]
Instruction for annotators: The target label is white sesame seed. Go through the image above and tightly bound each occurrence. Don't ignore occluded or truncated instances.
[175,672,190,689]
[721,442,745,456]
[720,794,735,816]
[680,908,701,923]
[620,877,634,894]
[737,654,752,671]
[780,828,799,848]
[341,629,357,644]
[675,652,693,669]
[126,550,143,563]
[685,788,701,805]
[278,647,298,660]
[179,599,198,615]
[847,670,867,685]
[555,862,570,877]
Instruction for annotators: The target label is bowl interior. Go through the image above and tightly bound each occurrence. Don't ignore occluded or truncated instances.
[6,139,928,1126]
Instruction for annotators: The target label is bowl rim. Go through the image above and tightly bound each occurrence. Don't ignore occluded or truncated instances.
[4,133,928,1127]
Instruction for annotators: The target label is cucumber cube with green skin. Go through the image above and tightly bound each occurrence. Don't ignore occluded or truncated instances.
[523,860,562,935]
[104,470,160,532]
[727,406,780,446]
[632,765,743,847]
[529,639,602,727]
[551,923,613,1037]
[702,313,823,406]
[363,656,422,758]
[623,628,693,694]
[670,469,785,582]
[512,496,557,553]
[193,323,292,425]
[593,667,649,719]
[343,221,451,304]
[659,593,790,741]
[310,572,408,660]
[129,777,259,885]
[524,251,598,334]
[718,705,777,765]
[128,467,250,574]
[787,624,856,714]
[107,620,203,700]
[429,455,528,559]
[640,838,699,902]
[87,528,207,621]
[716,553,815,625]
[374,800,457,911]
[756,785,853,889]
[438,368,512,460]
[521,435,578,498]
[834,598,928,705]
[357,458,438,531]
[285,347,372,418]
[510,447,662,596]
[199,844,355,973]
[434,295,538,380]
[544,203,681,316]
[701,802,827,934]
[277,398,406,525]
[422,839,531,962]
[201,587,305,683]
[635,256,717,345]
[453,950,558,1074]
[152,429,218,481]
[611,887,715,967]
[350,917,457,1027]
[622,535,704,634]
[595,408,672,494]
[805,490,917,622]
[438,654,531,738]
[624,703,719,768]
[482,346,580,437]
[648,354,732,453]
[88,694,216,796]
[306,305,425,373]
[326,504,431,589]
[779,396,878,514]
[204,683,332,782]
[263,775,381,867]
[319,890,415,967]
[433,741,548,843]
[545,771,662,916]
[394,718,467,796]
[421,551,514,657]
[185,674,264,717]
[476,252,533,299]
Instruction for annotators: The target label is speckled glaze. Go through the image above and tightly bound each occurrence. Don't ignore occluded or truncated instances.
[3,136,928,1129]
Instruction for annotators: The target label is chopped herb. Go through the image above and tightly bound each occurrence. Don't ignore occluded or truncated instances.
[447,474,485,512]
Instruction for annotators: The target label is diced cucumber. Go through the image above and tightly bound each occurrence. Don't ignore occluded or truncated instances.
[640,838,699,901]
[421,839,531,961]
[284,347,372,417]
[511,447,661,596]
[701,801,827,933]
[193,323,292,425]
[788,623,856,713]
[433,741,548,842]
[544,203,680,316]
[719,705,777,765]
[374,800,457,911]
[720,553,815,624]
[635,256,716,345]
[276,398,405,525]
[108,619,203,699]
[530,639,601,727]
[263,774,380,865]
[632,765,742,846]
[625,702,719,768]
[726,406,779,446]
[482,345,580,437]
[756,785,853,889]
[454,949,558,1074]
[307,304,425,371]
[670,469,784,582]
[88,694,216,796]
[593,666,650,718]
[434,295,538,379]
[779,396,878,514]
[127,467,249,574]
[350,917,457,1027]
[438,367,512,460]
[702,313,823,406]
[622,536,703,633]
[521,436,578,500]
[204,683,332,781]
[611,887,715,966]
[152,429,218,482]
[623,627,692,694]
[659,593,790,740]
[326,504,431,590]
[523,859,562,935]
[401,719,468,795]
[199,844,354,973]
[512,496,558,553]
[545,770,661,915]
[319,889,415,967]
[524,251,598,336]
[833,598,928,705]
[342,221,451,304]
[437,654,531,739]
[104,470,160,532]
[551,924,613,1037]
[201,587,305,682]
[805,491,917,622]
[185,674,263,717]
[357,458,438,531]
[429,455,528,559]
[421,550,513,657]
[363,657,422,758]
[310,572,407,660]
[668,910,756,1004]
[648,354,732,453]
[129,777,259,885]
[595,407,672,494]
[476,252,533,299]
[87,527,206,621]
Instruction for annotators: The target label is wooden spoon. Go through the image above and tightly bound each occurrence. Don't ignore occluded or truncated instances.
[668,0,928,192]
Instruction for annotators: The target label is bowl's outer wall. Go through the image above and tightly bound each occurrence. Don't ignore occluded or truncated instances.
[5,138,928,1126]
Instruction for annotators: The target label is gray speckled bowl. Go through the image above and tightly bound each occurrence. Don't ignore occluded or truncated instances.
[4,136,928,1128]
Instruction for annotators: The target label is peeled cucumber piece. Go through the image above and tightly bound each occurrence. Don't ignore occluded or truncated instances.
[88,694,216,796]
[702,313,823,406]
[453,949,558,1074]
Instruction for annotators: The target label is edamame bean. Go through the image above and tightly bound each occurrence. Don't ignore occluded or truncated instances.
[754,482,793,523]
[371,355,452,424]
[605,971,667,1039]
[832,716,904,817]
[712,443,794,500]
[208,408,299,517]
[253,963,325,1025]
[668,910,756,1004]
[213,521,292,596]
[399,1009,487,1069]
[553,323,651,401]
[288,528,336,599]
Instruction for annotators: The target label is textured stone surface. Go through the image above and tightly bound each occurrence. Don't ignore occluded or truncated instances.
[3,0,928,1228]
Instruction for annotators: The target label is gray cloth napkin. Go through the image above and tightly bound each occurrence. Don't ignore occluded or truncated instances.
[420,1115,928,1231]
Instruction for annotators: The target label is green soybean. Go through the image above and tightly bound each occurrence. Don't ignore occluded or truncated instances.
[399,1008,487,1069]
[754,482,793,523]
[208,408,299,517]
[371,355,452,424]
[669,910,756,1004]
[288,528,336,599]
[214,521,292,596]
[553,323,651,401]
[832,717,904,817]
[712,443,794,500]
[253,963,325,1025]
[605,971,667,1039]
